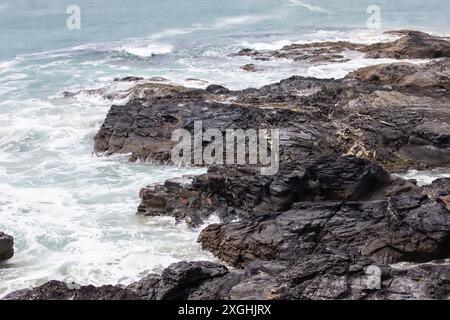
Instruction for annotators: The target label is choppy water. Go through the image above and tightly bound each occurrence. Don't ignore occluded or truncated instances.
[1,0,449,296]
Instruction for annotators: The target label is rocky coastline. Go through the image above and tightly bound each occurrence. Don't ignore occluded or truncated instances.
[3,30,450,300]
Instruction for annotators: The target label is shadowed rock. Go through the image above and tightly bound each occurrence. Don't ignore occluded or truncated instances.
[0,232,14,262]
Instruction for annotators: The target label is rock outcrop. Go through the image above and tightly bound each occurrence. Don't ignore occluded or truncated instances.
[5,30,450,301]
[0,232,14,262]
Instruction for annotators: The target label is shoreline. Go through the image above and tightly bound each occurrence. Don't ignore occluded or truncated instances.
[2,29,450,300]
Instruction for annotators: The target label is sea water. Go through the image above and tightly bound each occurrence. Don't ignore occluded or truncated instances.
[0,0,449,296]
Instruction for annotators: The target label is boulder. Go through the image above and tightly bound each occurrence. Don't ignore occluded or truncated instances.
[0,232,14,262]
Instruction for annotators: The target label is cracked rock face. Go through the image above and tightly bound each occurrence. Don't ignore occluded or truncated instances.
[0,232,14,262]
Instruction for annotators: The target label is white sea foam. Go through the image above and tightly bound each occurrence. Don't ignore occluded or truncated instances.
[301,29,401,45]
[240,39,294,51]
[287,0,330,13]
[394,170,450,186]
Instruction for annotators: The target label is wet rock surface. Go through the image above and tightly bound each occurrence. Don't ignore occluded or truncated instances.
[94,57,450,171]
[0,232,14,262]
[236,30,450,63]
[6,31,450,300]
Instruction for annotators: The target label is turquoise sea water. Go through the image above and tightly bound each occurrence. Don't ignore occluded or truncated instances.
[0,0,449,296]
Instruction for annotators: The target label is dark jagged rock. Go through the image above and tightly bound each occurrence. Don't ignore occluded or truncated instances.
[95,57,450,172]
[138,155,416,226]
[0,232,14,262]
[363,30,450,59]
[13,30,450,301]
[196,160,449,268]
[199,186,450,267]
[113,76,145,82]
[127,261,231,300]
[205,84,230,94]
[236,41,358,64]
[95,88,299,163]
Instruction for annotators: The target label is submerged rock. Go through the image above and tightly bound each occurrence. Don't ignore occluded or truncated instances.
[0,232,14,262]
[135,261,229,300]
[5,155,449,300]
[138,155,414,226]
[205,84,230,94]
